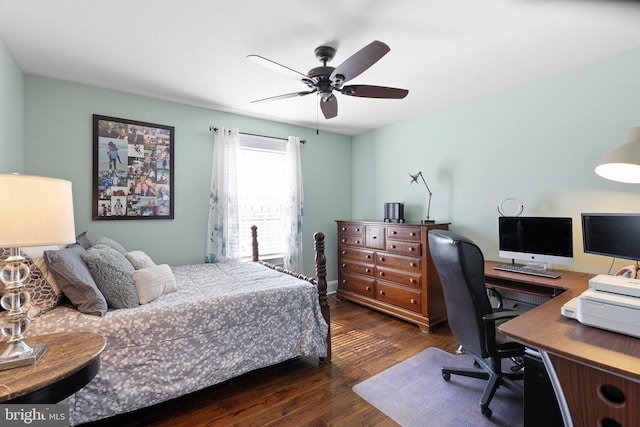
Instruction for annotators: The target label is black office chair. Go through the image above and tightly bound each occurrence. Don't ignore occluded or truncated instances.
[428,229,525,418]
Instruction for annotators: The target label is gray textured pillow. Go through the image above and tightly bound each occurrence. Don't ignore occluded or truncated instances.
[94,237,127,254]
[44,244,108,316]
[82,244,139,308]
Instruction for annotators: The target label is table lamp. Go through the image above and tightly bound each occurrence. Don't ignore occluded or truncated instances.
[0,174,75,369]
[409,171,435,223]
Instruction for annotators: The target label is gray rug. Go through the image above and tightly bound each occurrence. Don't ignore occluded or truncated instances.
[353,347,523,427]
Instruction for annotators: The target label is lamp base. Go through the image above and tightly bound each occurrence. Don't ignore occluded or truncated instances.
[421,219,436,224]
[0,342,48,371]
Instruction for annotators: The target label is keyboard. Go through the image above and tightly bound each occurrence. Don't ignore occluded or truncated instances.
[492,263,561,279]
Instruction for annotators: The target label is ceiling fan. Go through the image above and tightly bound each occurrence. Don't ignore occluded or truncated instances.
[247,40,409,119]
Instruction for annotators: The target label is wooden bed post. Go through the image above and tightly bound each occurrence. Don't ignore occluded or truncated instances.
[251,225,259,262]
[314,232,331,363]
[252,225,331,363]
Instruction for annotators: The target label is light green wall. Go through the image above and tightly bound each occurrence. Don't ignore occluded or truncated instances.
[23,76,352,278]
[353,47,640,275]
[14,41,640,278]
[0,36,24,171]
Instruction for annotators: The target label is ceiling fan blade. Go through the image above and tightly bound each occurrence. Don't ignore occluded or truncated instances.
[250,90,316,104]
[320,95,338,119]
[341,85,409,99]
[330,40,390,83]
[247,54,308,80]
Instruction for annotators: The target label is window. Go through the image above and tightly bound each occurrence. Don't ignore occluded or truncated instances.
[236,135,287,263]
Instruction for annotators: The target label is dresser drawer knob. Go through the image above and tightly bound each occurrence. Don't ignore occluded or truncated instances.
[341,280,347,284]
[341,263,346,268]
[356,228,360,232]
[410,298,416,304]
[379,272,384,277]
[366,255,371,259]
[379,257,385,262]
[341,227,346,231]
[365,286,371,291]
[409,278,414,283]
[391,245,396,249]
[379,290,385,295]
[410,232,416,236]
[409,247,414,251]
[392,231,397,234]
[365,268,371,273]
[409,262,415,267]
[372,236,377,239]
[342,250,347,255]
[341,238,346,243]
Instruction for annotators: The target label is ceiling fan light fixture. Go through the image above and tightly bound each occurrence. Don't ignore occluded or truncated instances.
[248,40,409,119]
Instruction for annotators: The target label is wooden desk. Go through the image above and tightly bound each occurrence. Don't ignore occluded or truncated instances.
[489,261,640,427]
[485,260,588,298]
[0,332,106,403]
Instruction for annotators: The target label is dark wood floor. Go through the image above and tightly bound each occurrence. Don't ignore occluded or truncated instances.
[84,295,459,427]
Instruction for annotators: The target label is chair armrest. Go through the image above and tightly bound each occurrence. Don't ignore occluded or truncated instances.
[483,309,528,323]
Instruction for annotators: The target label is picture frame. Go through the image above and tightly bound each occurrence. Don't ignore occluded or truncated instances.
[93,114,174,220]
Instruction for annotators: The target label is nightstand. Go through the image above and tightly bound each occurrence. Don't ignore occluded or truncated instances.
[0,332,106,403]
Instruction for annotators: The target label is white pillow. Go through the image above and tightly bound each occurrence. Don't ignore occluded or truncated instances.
[130,264,177,304]
[125,251,156,270]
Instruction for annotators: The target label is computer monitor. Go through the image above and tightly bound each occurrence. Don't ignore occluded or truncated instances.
[582,213,640,261]
[498,216,574,267]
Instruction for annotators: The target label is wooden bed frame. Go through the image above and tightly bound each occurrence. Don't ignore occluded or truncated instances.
[251,225,331,362]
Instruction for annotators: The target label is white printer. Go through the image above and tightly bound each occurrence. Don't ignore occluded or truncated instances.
[561,274,640,338]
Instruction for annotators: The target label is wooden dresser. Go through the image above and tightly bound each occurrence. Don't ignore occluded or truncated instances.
[336,220,449,332]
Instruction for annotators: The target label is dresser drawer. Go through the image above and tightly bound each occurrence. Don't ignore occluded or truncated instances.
[338,223,365,236]
[339,272,375,297]
[376,266,421,288]
[339,235,364,247]
[339,246,375,263]
[387,226,421,241]
[376,252,421,273]
[340,260,375,277]
[376,281,422,313]
[386,240,421,256]
[365,225,386,250]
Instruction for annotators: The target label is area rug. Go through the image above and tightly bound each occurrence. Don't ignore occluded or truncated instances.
[353,347,523,427]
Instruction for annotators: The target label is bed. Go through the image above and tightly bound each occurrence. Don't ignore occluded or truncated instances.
[15,226,330,426]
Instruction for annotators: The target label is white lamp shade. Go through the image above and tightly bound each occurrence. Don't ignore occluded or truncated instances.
[0,174,76,247]
[595,127,640,184]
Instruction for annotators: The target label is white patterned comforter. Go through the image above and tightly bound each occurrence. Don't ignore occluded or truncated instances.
[29,262,329,425]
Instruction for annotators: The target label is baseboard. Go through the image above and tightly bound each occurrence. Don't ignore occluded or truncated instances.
[327,279,338,294]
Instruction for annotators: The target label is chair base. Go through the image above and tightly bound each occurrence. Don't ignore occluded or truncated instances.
[442,356,523,418]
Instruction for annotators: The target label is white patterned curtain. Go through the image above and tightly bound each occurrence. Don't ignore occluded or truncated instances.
[206,127,240,263]
[283,136,304,272]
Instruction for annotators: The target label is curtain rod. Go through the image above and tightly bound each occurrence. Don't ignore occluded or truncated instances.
[209,126,306,144]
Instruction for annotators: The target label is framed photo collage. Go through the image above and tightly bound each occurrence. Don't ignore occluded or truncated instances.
[93,114,174,220]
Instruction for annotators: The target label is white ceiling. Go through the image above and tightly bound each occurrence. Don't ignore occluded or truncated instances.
[1,0,640,136]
